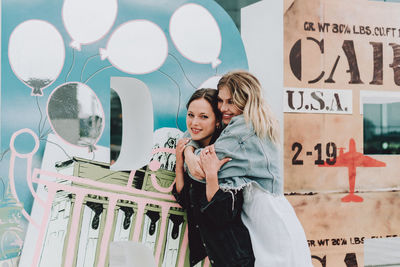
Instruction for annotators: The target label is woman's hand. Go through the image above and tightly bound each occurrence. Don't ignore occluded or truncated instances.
[176,138,190,172]
[184,146,206,180]
[200,144,231,201]
[200,145,231,178]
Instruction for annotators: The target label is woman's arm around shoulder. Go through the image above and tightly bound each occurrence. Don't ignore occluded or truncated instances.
[183,144,206,179]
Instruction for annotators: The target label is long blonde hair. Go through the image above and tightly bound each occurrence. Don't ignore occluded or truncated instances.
[217,70,280,143]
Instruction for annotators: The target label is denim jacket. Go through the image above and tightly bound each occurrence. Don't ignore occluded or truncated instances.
[187,115,283,195]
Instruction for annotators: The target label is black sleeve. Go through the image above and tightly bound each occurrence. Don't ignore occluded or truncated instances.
[199,188,243,226]
[172,182,189,209]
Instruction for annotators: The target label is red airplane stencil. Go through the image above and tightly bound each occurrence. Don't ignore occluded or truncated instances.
[319,138,386,202]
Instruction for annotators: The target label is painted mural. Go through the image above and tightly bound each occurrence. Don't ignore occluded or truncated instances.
[0,0,248,266]
[5,0,400,266]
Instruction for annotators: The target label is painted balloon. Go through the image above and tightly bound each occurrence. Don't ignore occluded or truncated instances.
[8,20,65,96]
[62,0,118,50]
[100,20,168,74]
[198,75,222,89]
[47,82,105,152]
[170,3,222,68]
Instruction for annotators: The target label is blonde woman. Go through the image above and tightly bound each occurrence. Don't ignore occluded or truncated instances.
[185,71,313,267]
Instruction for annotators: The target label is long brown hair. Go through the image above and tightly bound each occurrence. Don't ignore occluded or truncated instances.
[217,70,280,143]
[186,88,222,144]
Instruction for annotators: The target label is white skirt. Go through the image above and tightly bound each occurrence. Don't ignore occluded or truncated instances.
[241,183,313,267]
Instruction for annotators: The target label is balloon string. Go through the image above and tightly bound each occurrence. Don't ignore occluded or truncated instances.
[85,143,96,156]
[65,48,76,82]
[0,148,10,162]
[0,152,10,201]
[0,176,5,200]
[41,138,73,160]
[35,96,44,137]
[158,69,184,132]
[84,65,113,84]
[40,117,48,137]
[168,53,197,89]
[35,96,48,137]
[81,54,100,82]
[40,128,53,139]
[77,140,96,160]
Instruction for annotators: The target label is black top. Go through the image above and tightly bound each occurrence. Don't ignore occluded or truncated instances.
[172,174,254,267]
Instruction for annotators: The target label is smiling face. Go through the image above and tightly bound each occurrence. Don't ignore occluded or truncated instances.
[186,98,218,147]
[217,85,242,125]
